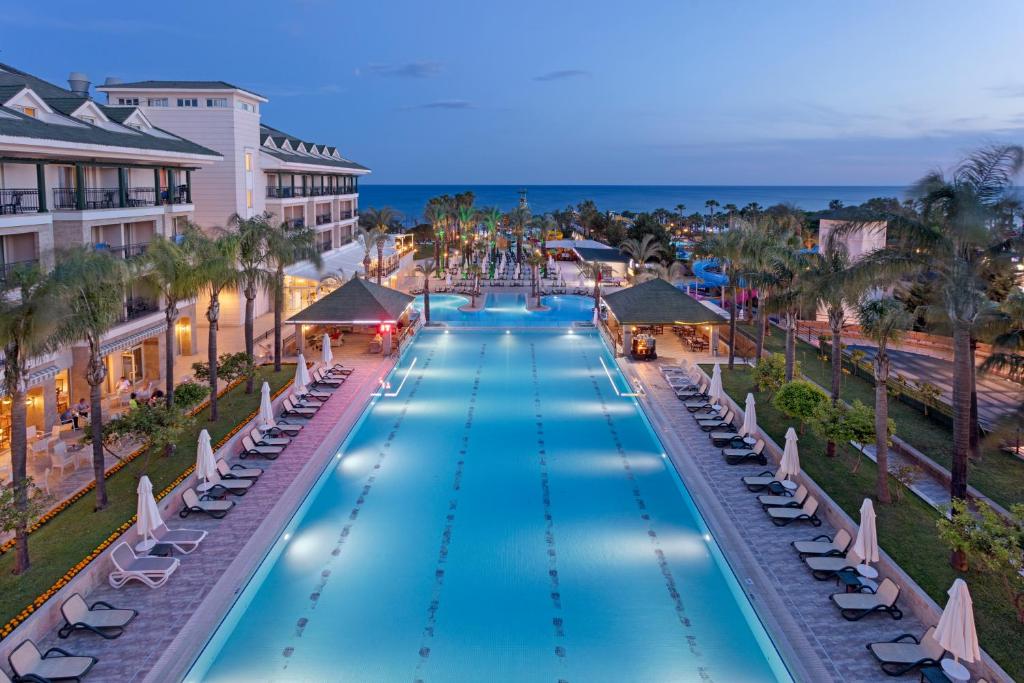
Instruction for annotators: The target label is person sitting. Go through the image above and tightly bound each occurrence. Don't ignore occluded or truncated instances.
[74,398,89,419]
[116,376,132,394]
[128,393,139,410]
[148,390,165,407]
[59,407,79,430]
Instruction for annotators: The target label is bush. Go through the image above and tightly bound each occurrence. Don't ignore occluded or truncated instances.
[173,381,210,409]
[192,352,256,385]
[772,380,828,432]
[753,353,788,395]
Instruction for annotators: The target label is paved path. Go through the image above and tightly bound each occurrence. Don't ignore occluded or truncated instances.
[31,349,392,683]
[630,350,926,683]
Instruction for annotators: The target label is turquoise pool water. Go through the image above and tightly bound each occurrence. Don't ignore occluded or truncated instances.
[414,292,594,327]
[187,329,790,682]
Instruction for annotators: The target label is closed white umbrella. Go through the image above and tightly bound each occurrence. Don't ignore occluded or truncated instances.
[577,273,585,287]
[853,498,879,566]
[321,333,334,365]
[294,355,311,395]
[778,427,801,478]
[740,393,757,436]
[445,273,452,287]
[259,381,274,430]
[934,579,980,671]
[195,429,217,492]
[135,475,162,551]
[709,363,723,404]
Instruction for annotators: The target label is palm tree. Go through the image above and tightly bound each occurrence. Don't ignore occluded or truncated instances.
[695,228,747,368]
[415,258,435,323]
[456,205,476,267]
[675,203,686,224]
[633,261,687,284]
[467,263,483,307]
[192,229,239,421]
[354,226,374,278]
[509,205,531,263]
[723,203,738,229]
[857,297,911,504]
[619,234,664,276]
[843,145,1023,510]
[265,221,321,372]
[481,207,501,256]
[424,202,447,274]
[0,264,61,572]
[803,231,855,406]
[52,248,129,509]
[139,233,202,406]
[579,260,604,313]
[361,207,399,284]
[527,251,545,307]
[704,199,720,231]
[232,212,272,394]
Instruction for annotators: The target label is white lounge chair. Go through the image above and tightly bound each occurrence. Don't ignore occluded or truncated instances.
[867,626,946,676]
[203,468,253,496]
[152,522,207,554]
[216,458,262,481]
[108,542,179,589]
[805,548,863,580]
[248,426,288,447]
[766,497,821,526]
[741,468,786,492]
[179,488,235,519]
[263,419,302,436]
[792,529,853,559]
[282,397,317,418]
[58,593,137,639]
[8,639,96,682]
[830,578,903,620]
[240,435,283,460]
[758,484,809,509]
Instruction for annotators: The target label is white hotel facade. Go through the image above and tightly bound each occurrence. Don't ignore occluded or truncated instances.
[0,64,371,439]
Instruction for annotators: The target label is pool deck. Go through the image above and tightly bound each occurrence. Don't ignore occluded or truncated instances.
[29,344,396,683]
[624,341,928,683]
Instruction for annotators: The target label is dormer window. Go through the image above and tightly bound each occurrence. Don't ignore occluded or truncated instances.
[21,106,37,118]
[79,115,95,124]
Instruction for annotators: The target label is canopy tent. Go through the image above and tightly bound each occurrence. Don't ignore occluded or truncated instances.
[286,276,414,326]
[573,246,630,265]
[602,278,728,326]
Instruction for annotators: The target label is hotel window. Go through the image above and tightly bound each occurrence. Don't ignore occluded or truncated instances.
[237,101,256,113]
[147,98,169,107]
[177,98,199,108]
[117,97,139,106]
[244,152,252,171]
[21,106,37,118]
[206,98,229,108]
[246,190,253,208]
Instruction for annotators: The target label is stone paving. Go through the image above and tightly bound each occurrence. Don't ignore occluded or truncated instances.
[29,347,393,683]
[629,351,929,683]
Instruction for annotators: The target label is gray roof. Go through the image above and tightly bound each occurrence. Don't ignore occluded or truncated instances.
[575,246,630,263]
[286,277,413,324]
[0,63,220,159]
[101,80,263,97]
[603,278,727,325]
[260,124,369,172]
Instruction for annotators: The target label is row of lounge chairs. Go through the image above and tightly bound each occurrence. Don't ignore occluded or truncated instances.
[0,362,356,683]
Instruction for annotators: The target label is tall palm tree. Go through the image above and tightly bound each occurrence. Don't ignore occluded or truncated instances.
[266,221,321,372]
[52,248,129,509]
[619,234,664,275]
[579,260,604,313]
[361,207,399,284]
[843,145,1023,509]
[139,233,202,406]
[527,251,545,307]
[704,199,720,231]
[192,229,239,421]
[803,231,856,405]
[354,226,374,278]
[0,264,61,572]
[414,258,435,323]
[695,228,747,368]
[456,205,476,267]
[857,297,911,504]
[481,207,501,256]
[232,212,272,394]
[509,205,531,263]
[424,202,447,274]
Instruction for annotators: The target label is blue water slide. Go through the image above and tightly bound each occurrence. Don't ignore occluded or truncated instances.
[692,258,729,288]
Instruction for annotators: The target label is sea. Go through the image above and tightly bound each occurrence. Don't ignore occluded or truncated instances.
[358,185,906,226]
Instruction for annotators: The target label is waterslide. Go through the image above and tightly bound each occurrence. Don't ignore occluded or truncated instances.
[692,258,729,289]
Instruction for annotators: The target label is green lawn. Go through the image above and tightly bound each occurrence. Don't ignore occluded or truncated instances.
[710,365,1023,680]
[746,324,1024,509]
[0,367,293,635]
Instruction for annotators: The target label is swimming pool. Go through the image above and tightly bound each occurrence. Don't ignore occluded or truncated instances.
[414,292,594,327]
[187,329,791,682]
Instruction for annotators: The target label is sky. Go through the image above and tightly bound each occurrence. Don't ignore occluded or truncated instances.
[2,1,1023,185]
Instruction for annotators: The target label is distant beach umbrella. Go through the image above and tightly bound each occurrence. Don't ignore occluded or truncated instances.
[778,427,801,478]
[446,273,452,287]
[294,354,312,395]
[195,429,217,491]
[322,333,334,365]
[259,381,274,430]
[853,498,879,566]
[709,363,723,403]
[740,393,757,436]
[135,475,162,551]
[934,579,980,668]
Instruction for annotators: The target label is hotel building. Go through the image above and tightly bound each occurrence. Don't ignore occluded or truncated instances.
[0,63,220,438]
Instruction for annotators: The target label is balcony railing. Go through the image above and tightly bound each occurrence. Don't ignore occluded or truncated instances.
[0,259,40,283]
[127,188,157,207]
[267,186,302,199]
[0,189,40,215]
[96,243,149,259]
[315,213,332,225]
[284,217,305,229]
[159,185,190,204]
[121,297,160,322]
[267,185,359,199]
[339,209,359,220]
[54,186,187,210]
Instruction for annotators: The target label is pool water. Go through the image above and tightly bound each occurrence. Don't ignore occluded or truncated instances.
[414,292,594,327]
[188,330,790,682]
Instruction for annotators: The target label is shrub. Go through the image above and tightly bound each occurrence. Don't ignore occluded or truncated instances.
[103,403,194,461]
[173,381,210,409]
[192,352,256,385]
[811,402,852,456]
[753,353,789,396]
[772,380,828,432]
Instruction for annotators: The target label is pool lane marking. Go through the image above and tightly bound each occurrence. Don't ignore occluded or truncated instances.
[278,348,435,670]
[529,342,571,680]
[598,355,644,397]
[579,344,711,682]
[372,356,418,397]
[413,343,487,683]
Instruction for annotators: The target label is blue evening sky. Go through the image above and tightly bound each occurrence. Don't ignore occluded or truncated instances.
[3,1,1022,184]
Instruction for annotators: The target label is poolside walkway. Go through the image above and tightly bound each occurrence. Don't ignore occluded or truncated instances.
[627,347,928,683]
[31,344,394,683]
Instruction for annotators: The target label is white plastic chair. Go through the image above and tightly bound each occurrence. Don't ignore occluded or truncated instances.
[50,441,77,477]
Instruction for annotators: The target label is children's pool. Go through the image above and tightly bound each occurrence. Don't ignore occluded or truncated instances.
[187,329,790,682]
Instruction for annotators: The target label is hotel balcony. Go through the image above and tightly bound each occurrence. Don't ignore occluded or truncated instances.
[0,258,41,283]
[96,243,149,259]
[266,185,359,199]
[53,185,191,211]
[284,217,305,229]
[339,209,358,220]
[0,189,41,215]
[315,213,332,226]
[119,295,160,323]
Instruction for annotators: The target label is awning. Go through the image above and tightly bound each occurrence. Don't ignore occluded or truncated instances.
[603,278,728,325]
[100,322,167,356]
[285,240,398,283]
[286,276,414,325]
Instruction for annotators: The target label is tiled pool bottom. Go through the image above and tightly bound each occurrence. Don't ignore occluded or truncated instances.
[414,292,594,327]
[188,330,791,682]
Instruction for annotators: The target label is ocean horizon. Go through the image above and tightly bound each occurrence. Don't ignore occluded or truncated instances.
[359,184,908,225]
